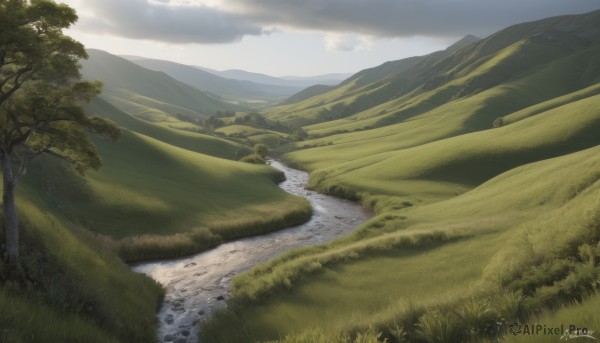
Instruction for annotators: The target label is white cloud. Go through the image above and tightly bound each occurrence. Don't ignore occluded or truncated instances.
[324,34,374,52]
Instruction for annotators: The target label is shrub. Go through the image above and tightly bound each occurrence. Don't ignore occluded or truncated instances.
[416,310,465,343]
[456,298,498,339]
[493,290,524,322]
[239,154,266,164]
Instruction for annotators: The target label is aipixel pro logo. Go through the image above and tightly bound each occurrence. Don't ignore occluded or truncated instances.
[508,322,595,340]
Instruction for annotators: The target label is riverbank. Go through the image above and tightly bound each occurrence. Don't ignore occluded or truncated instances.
[133,160,373,343]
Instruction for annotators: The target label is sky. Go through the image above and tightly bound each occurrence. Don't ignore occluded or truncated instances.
[60,0,600,77]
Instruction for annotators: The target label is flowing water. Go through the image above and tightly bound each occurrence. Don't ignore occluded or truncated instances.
[132,160,373,343]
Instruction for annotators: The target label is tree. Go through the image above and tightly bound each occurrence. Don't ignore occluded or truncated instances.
[253,143,268,158]
[202,115,223,130]
[291,127,308,141]
[0,0,119,264]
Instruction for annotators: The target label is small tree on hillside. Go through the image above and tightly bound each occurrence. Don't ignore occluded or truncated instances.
[253,143,268,158]
[291,127,308,141]
[0,0,119,264]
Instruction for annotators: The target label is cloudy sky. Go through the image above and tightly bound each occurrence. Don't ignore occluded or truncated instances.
[60,0,600,76]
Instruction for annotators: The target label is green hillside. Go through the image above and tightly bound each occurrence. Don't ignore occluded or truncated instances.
[21,125,310,260]
[81,49,244,117]
[263,35,480,127]
[87,97,248,159]
[202,113,600,343]
[130,58,301,101]
[0,195,164,342]
[264,11,599,131]
[202,10,600,343]
[278,84,336,106]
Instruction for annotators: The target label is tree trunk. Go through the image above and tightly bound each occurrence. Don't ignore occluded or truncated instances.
[1,151,18,264]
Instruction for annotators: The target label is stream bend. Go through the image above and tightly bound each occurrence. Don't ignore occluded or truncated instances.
[133,160,373,343]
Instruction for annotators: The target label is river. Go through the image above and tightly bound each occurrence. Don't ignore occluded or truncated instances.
[132,160,373,343]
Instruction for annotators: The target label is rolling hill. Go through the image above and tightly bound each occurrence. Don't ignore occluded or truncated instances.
[81,49,244,118]
[202,9,600,343]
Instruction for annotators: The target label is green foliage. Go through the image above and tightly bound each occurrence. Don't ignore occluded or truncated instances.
[0,0,119,173]
[0,0,121,264]
[493,291,525,322]
[253,143,268,158]
[239,153,266,164]
[291,127,309,141]
[456,298,499,339]
[202,114,224,130]
[416,311,465,343]
[116,227,223,262]
[0,199,163,342]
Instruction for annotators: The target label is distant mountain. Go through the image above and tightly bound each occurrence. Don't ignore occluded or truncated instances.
[127,58,303,100]
[202,68,350,88]
[82,50,242,117]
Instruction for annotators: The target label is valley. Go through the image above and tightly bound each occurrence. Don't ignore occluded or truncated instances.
[1,4,600,343]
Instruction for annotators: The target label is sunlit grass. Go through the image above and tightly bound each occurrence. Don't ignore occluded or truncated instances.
[0,198,164,342]
[202,144,600,342]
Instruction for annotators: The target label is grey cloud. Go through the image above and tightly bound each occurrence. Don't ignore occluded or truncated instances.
[76,0,600,44]
[234,0,600,38]
[77,0,264,43]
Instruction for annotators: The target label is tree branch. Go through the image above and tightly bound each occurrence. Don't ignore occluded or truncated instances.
[41,149,77,165]
[0,66,32,91]
[0,66,33,105]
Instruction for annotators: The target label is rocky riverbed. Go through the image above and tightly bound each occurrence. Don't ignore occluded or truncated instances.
[132,160,373,343]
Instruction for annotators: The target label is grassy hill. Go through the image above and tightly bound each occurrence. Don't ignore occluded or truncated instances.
[87,97,248,159]
[201,10,600,343]
[201,106,600,342]
[20,123,310,262]
[262,35,481,127]
[264,11,600,130]
[0,195,164,342]
[81,50,244,117]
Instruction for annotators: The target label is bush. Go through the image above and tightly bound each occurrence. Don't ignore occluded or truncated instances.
[456,298,498,339]
[253,143,268,158]
[239,154,266,164]
[416,310,465,343]
[493,290,524,322]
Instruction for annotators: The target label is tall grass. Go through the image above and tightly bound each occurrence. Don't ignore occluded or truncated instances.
[116,203,312,262]
[0,199,164,342]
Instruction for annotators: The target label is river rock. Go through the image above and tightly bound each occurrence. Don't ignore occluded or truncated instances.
[174,338,187,343]
[163,334,174,342]
[165,314,174,324]
[180,330,190,337]
[198,310,205,315]
[216,295,225,301]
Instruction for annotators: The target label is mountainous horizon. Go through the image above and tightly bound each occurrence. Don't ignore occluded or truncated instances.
[119,34,484,109]
[120,54,352,88]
